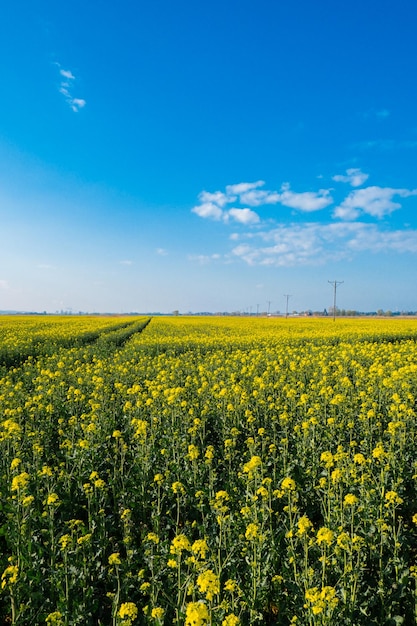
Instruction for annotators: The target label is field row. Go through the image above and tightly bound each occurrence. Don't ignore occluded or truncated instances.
[0,316,150,368]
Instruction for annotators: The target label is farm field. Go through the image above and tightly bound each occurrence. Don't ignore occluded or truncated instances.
[2,315,417,625]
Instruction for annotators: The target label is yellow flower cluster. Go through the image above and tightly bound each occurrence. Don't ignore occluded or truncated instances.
[196,569,220,601]
[305,585,339,615]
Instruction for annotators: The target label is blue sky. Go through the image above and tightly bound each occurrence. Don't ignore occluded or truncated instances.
[1,0,417,313]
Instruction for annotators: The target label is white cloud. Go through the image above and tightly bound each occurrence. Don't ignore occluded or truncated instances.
[60,69,75,80]
[239,189,281,206]
[0,279,8,289]
[225,182,280,207]
[192,202,223,220]
[56,64,86,113]
[156,248,168,256]
[232,224,329,266]
[332,168,369,187]
[192,180,334,221]
[226,181,265,196]
[227,208,260,224]
[279,183,333,212]
[334,186,417,220]
[332,206,360,221]
[119,260,133,265]
[231,222,417,267]
[70,98,86,112]
[191,175,417,270]
[347,226,417,253]
[198,190,230,207]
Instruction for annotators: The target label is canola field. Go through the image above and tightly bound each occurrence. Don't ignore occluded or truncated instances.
[2,315,417,625]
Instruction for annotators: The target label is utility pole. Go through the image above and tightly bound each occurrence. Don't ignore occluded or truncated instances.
[328,280,343,321]
[284,294,292,318]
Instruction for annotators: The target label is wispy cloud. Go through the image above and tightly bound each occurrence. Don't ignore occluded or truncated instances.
[56,64,86,112]
[198,190,230,207]
[278,183,333,212]
[119,260,133,265]
[333,186,417,220]
[355,139,417,151]
[192,202,224,220]
[332,168,369,187]
[188,253,221,264]
[156,248,168,256]
[376,109,390,119]
[226,181,265,196]
[239,189,281,206]
[361,108,390,120]
[0,279,8,289]
[231,222,417,267]
[226,208,260,225]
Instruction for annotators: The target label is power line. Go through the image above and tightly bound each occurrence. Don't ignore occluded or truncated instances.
[328,280,344,321]
[284,294,292,318]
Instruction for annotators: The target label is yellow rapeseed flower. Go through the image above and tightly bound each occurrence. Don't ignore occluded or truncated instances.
[188,444,200,460]
[354,453,366,465]
[305,585,338,615]
[1,564,18,588]
[385,491,403,507]
[215,490,229,501]
[297,515,313,537]
[170,534,191,555]
[372,443,386,460]
[192,538,209,559]
[243,455,262,474]
[320,451,334,468]
[316,527,334,546]
[108,552,121,566]
[11,471,30,492]
[222,615,240,625]
[45,612,64,625]
[46,493,60,506]
[196,569,220,601]
[118,601,138,624]
[344,494,358,506]
[281,477,296,492]
[224,579,238,592]
[59,534,71,550]
[10,457,21,470]
[245,523,259,541]
[185,601,209,626]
